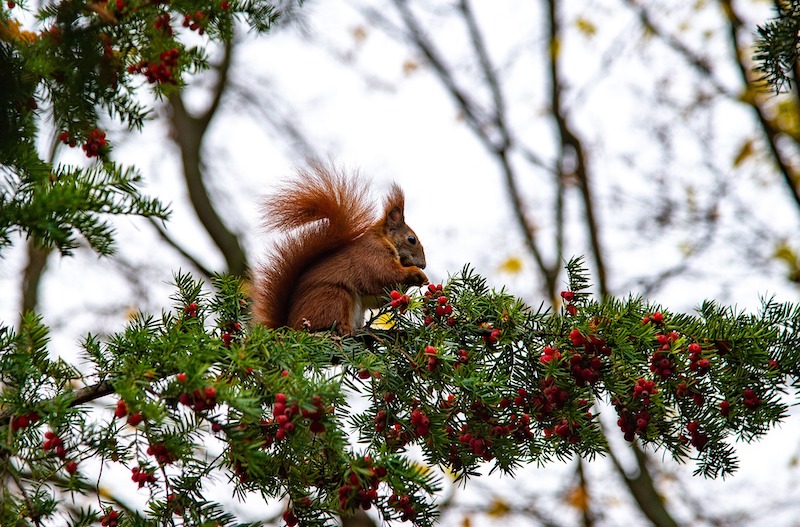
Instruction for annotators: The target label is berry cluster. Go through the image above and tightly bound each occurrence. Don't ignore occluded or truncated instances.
[154,13,173,36]
[410,408,430,437]
[43,430,66,458]
[614,378,659,441]
[743,388,761,410]
[454,349,469,368]
[561,290,578,316]
[338,457,387,511]
[423,345,439,371]
[220,320,242,347]
[65,460,79,474]
[388,493,416,521]
[539,346,561,365]
[183,302,198,317]
[545,418,581,444]
[422,284,456,326]
[389,290,410,312]
[146,442,176,465]
[514,377,569,422]
[128,48,179,84]
[58,131,76,148]
[479,322,502,345]
[273,392,298,440]
[641,311,664,325]
[633,378,657,405]
[614,403,652,442]
[182,11,206,34]
[178,386,218,412]
[650,332,679,379]
[282,509,299,527]
[114,400,143,426]
[457,428,493,459]
[565,328,609,386]
[686,420,709,451]
[100,510,119,527]
[131,466,157,488]
[687,343,710,375]
[81,128,108,158]
[11,411,40,431]
[300,394,327,434]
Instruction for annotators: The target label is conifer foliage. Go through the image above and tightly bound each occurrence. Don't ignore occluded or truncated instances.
[3,260,800,526]
[0,0,284,254]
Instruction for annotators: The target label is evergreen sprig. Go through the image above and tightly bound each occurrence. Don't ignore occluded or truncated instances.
[2,263,799,526]
[0,0,297,258]
[754,0,800,93]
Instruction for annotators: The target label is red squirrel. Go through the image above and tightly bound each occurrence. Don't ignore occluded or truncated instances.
[252,163,428,334]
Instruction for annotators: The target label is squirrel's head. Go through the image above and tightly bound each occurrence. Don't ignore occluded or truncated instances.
[383,184,426,269]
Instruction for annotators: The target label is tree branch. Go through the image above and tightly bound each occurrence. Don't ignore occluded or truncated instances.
[0,381,114,423]
[167,39,248,276]
[719,0,800,214]
[389,0,557,297]
[545,0,608,297]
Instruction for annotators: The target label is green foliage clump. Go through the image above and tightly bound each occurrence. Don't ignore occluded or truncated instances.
[0,0,290,255]
[2,260,799,526]
[754,0,800,93]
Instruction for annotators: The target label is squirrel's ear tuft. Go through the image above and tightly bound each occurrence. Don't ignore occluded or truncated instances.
[383,183,405,228]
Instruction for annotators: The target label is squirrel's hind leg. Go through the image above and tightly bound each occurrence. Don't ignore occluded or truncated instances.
[288,284,357,335]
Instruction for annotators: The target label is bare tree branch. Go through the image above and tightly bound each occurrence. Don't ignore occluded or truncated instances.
[167,38,248,277]
[719,0,800,214]
[545,0,608,297]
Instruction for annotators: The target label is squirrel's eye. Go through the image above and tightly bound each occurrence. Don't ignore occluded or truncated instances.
[407,235,417,245]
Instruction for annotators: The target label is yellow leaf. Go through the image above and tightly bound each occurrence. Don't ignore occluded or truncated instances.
[575,17,596,38]
[409,462,432,478]
[774,242,800,283]
[486,497,510,518]
[461,516,471,527]
[565,483,590,511]
[771,98,800,139]
[0,18,38,44]
[732,139,755,167]
[370,312,396,330]
[351,25,368,44]
[498,256,523,274]
[402,59,419,76]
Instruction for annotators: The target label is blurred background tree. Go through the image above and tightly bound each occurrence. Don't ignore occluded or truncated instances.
[5,0,800,526]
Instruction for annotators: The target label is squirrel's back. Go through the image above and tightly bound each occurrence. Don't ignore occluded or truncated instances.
[252,164,376,328]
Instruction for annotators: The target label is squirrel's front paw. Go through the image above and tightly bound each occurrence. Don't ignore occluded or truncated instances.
[407,268,428,287]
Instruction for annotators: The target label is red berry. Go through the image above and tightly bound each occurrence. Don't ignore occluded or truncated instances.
[560,291,574,302]
[651,311,663,323]
[720,400,730,417]
[127,413,143,426]
[176,372,188,383]
[66,460,78,474]
[282,509,299,526]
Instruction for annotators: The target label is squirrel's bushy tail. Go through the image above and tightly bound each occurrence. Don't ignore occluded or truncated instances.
[252,163,375,328]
